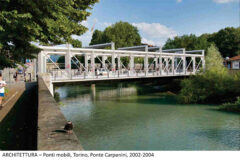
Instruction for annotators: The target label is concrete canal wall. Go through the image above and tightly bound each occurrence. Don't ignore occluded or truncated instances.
[38,76,83,150]
[0,74,83,150]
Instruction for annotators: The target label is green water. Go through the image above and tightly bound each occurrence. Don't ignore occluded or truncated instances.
[56,82,240,150]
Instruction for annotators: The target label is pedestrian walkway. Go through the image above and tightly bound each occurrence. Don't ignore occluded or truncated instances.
[0,82,25,122]
[0,82,38,150]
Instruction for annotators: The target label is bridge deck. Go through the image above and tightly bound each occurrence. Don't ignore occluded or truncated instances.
[51,72,192,83]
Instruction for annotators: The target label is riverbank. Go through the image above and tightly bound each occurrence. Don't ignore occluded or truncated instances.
[38,76,83,150]
[218,97,240,113]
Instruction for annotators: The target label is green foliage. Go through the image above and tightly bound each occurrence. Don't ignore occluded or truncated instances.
[54,92,60,102]
[178,45,240,104]
[90,21,141,49]
[90,30,103,45]
[235,97,240,105]
[220,97,240,113]
[57,56,65,64]
[90,21,142,65]
[207,27,240,57]
[71,39,82,48]
[164,27,240,58]
[164,34,211,51]
[205,44,228,76]
[0,0,99,68]
[56,55,88,69]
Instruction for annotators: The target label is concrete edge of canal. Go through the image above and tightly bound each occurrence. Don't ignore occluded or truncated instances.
[38,75,83,150]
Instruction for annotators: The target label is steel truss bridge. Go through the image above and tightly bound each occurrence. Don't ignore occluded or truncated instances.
[37,43,205,83]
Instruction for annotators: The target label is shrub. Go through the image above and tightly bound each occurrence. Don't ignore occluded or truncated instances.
[178,45,240,104]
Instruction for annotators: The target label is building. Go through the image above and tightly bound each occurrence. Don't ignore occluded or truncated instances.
[224,55,240,70]
[225,55,240,69]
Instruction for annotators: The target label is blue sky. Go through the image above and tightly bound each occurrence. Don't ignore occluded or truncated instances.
[76,0,239,47]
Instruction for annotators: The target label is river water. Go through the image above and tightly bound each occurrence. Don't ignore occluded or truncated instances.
[55,81,240,150]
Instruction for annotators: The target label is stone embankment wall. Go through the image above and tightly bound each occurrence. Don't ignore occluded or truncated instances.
[38,76,83,150]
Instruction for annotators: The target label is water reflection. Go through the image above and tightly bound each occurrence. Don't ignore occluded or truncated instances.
[56,82,240,150]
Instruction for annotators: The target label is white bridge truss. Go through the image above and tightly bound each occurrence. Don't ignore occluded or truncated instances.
[38,45,205,82]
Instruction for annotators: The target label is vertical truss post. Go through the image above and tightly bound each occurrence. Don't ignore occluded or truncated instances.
[112,52,116,73]
[192,56,196,73]
[102,56,107,68]
[111,42,115,50]
[38,51,44,73]
[85,54,89,74]
[183,56,186,75]
[183,49,186,75]
[91,51,95,77]
[155,56,158,74]
[166,57,169,75]
[130,54,134,75]
[117,54,121,73]
[159,47,162,53]
[65,44,72,79]
[43,53,47,73]
[172,56,175,75]
[144,54,148,76]
[159,46,162,75]
[159,55,162,75]
[202,50,205,72]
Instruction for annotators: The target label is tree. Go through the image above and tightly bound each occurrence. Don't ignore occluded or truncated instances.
[177,45,240,104]
[90,21,141,49]
[163,34,211,52]
[207,27,240,58]
[163,27,240,58]
[71,39,82,48]
[90,21,142,66]
[90,30,103,45]
[0,0,99,68]
[205,44,228,75]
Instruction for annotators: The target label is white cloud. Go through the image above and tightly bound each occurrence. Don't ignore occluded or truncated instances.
[213,0,238,3]
[132,22,177,46]
[132,23,177,39]
[141,38,157,46]
[102,22,113,27]
[80,20,89,27]
[176,0,182,3]
[72,31,92,47]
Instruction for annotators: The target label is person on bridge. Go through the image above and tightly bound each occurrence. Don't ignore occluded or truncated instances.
[0,72,7,110]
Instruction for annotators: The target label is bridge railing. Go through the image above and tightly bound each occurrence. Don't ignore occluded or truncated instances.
[37,46,205,81]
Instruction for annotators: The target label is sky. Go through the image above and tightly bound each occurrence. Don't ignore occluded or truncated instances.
[75,0,240,47]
